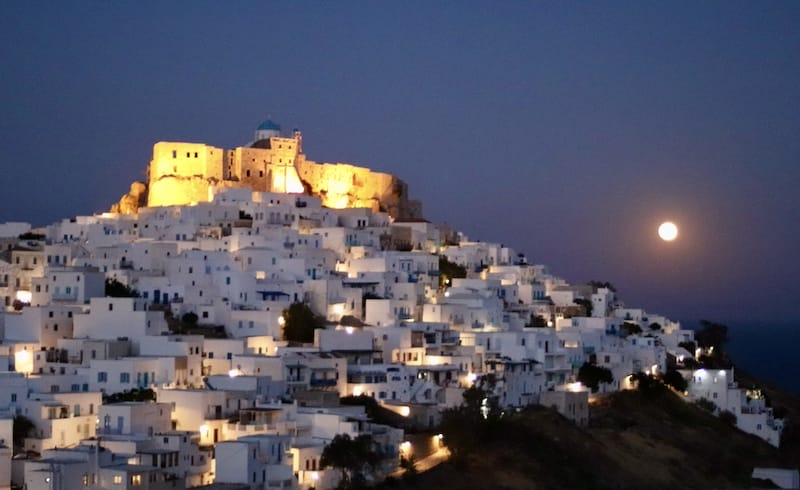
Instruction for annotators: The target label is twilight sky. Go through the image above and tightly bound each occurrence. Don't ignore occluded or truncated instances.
[1,1,798,327]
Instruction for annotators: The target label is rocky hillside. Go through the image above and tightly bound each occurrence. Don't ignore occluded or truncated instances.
[382,385,800,490]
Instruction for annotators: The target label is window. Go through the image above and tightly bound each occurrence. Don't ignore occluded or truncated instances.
[172,150,177,158]
[98,372,107,383]
[120,373,130,383]
[131,474,142,486]
[113,475,122,484]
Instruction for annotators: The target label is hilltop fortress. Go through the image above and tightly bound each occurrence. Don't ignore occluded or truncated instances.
[112,119,422,219]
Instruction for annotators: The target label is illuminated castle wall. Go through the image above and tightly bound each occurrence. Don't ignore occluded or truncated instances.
[113,119,421,219]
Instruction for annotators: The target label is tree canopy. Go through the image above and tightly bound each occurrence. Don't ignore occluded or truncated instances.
[105,278,138,298]
[439,384,503,463]
[694,320,728,351]
[662,369,688,392]
[527,315,548,328]
[13,415,35,448]
[577,363,614,392]
[281,302,324,344]
[588,280,616,292]
[438,256,467,289]
[320,433,382,489]
[573,298,593,317]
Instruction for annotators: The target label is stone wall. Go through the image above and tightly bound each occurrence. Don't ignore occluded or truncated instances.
[111,138,422,219]
[296,157,421,219]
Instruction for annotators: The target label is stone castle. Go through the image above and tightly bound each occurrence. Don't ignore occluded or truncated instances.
[112,119,422,219]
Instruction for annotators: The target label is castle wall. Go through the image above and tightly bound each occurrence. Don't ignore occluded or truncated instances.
[233,147,271,191]
[131,135,420,219]
[147,142,224,207]
[295,158,409,216]
[150,142,223,181]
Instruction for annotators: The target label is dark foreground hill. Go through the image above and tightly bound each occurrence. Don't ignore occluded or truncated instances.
[381,385,800,490]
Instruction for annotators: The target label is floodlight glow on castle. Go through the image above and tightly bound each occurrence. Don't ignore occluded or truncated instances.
[113,118,423,220]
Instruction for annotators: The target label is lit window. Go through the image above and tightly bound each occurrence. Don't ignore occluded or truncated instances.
[131,474,142,486]
[113,475,122,484]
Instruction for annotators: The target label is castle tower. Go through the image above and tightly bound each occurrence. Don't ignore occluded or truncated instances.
[292,128,303,153]
[254,118,281,142]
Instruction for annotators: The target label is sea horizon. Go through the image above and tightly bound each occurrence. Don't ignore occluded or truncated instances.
[720,321,800,396]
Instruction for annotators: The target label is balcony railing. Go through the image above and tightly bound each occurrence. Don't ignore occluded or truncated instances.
[309,378,337,387]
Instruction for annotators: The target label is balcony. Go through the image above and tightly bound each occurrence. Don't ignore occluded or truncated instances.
[52,292,78,302]
[309,378,337,387]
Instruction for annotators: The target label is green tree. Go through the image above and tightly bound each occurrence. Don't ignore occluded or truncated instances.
[719,410,737,426]
[181,312,199,327]
[527,315,548,328]
[13,415,35,448]
[662,369,688,392]
[438,384,502,463]
[695,320,728,351]
[694,398,716,412]
[104,388,157,404]
[573,298,593,317]
[438,256,467,289]
[678,341,697,354]
[620,322,642,336]
[577,363,613,392]
[105,278,138,297]
[695,320,731,368]
[320,434,381,489]
[399,454,418,480]
[588,280,617,292]
[282,302,324,344]
[631,372,665,396]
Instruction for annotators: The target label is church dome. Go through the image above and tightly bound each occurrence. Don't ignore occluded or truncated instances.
[257,119,281,132]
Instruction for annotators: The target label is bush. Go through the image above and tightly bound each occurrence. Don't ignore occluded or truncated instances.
[104,388,156,404]
[662,369,688,392]
[631,372,665,396]
[620,322,642,336]
[527,315,548,328]
[13,415,35,448]
[105,278,138,297]
[282,302,324,343]
[181,312,199,327]
[694,398,716,413]
[577,363,613,392]
[439,256,467,289]
[719,410,737,426]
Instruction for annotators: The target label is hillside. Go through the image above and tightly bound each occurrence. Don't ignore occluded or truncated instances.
[381,385,800,490]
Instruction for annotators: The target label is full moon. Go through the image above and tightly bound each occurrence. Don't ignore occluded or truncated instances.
[658,221,679,241]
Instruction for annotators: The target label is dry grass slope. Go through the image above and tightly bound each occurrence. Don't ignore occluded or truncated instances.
[381,386,797,490]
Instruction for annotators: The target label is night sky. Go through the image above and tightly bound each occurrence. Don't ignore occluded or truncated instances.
[2,1,799,328]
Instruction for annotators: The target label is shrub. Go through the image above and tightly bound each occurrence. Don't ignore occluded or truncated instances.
[719,410,737,426]
[662,369,688,392]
